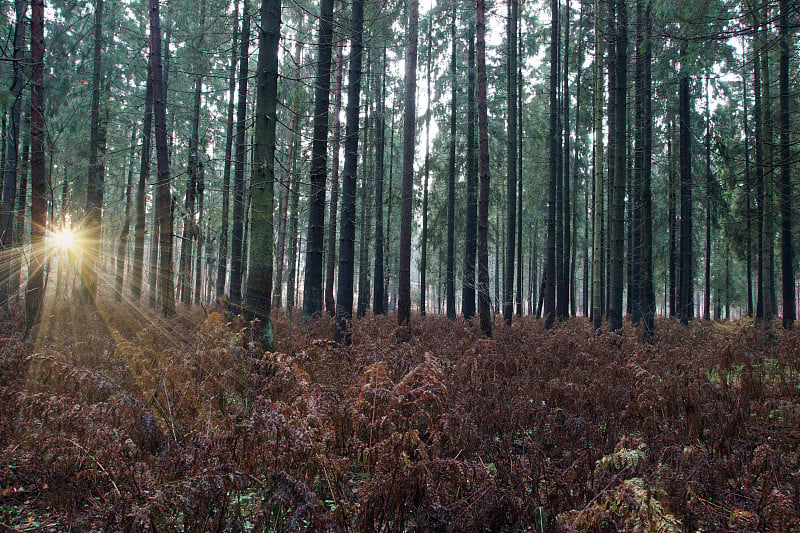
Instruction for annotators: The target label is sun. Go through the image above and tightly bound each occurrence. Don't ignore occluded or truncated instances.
[52,227,77,251]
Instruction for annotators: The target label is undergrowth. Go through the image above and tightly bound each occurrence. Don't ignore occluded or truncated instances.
[1,302,799,531]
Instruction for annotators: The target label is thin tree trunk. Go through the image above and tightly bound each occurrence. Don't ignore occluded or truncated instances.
[335,0,365,342]
[476,0,492,337]
[325,20,345,317]
[243,0,281,348]
[679,40,693,325]
[560,0,571,321]
[704,77,711,321]
[742,66,753,316]
[462,23,477,321]
[132,72,153,300]
[302,0,334,320]
[446,7,456,321]
[760,11,776,321]
[754,26,765,323]
[216,0,239,300]
[503,0,518,325]
[591,0,605,329]
[229,0,250,311]
[419,34,430,317]
[115,126,137,300]
[667,118,677,316]
[397,0,418,327]
[193,160,204,304]
[545,0,559,328]
[82,0,104,303]
[778,0,794,328]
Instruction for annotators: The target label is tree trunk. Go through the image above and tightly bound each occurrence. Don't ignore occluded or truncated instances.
[446,8,457,321]
[419,34,430,317]
[462,23,477,321]
[591,0,605,329]
[274,28,305,310]
[325,21,345,317]
[287,140,301,313]
[132,72,153,300]
[559,0,570,321]
[476,0,492,337]
[193,159,204,304]
[742,68,753,316]
[545,0,559,328]
[334,0,365,343]
[372,47,387,315]
[760,12,776,321]
[243,0,281,348]
[216,0,239,300]
[778,0,794,328]
[150,0,176,317]
[753,28,766,323]
[82,0,104,303]
[0,0,25,309]
[607,0,626,331]
[302,0,334,320]
[397,0,418,327]
[115,126,137,300]
[229,0,249,311]
[667,118,677,316]
[679,41,693,325]
[25,0,45,330]
[516,48,524,317]
[503,0,518,325]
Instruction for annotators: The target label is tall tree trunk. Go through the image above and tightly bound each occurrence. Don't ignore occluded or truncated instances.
[82,0,104,303]
[357,66,372,320]
[760,10,776,321]
[591,0,605,329]
[287,138,301,313]
[243,0,281,348]
[115,126,137,300]
[372,47,387,315]
[462,23,477,321]
[742,66,753,316]
[229,0,250,311]
[216,0,239,300]
[325,23,345,316]
[274,28,305,309]
[608,0,626,331]
[476,0,492,337]
[545,0,559,328]
[753,27,766,323]
[667,118,677,316]
[419,34,430,317]
[778,0,794,328]
[11,121,28,305]
[150,0,176,317]
[26,0,45,330]
[503,0,518,325]
[1,6,24,305]
[516,49,524,317]
[703,78,711,321]
[559,0,571,321]
[334,0,365,342]
[679,40,693,325]
[0,0,25,308]
[446,8,456,321]
[194,159,205,304]
[397,0,418,327]
[132,72,153,300]
[302,0,334,320]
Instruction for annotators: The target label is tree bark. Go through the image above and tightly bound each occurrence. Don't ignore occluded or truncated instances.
[679,41,693,325]
[115,126,137,301]
[216,0,239,300]
[778,0,794,328]
[26,0,45,329]
[419,33,430,317]
[229,0,249,311]
[545,0,559,328]
[334,0,365,342]
[445,8,456,321]
[372,47,387,315]
[302,0,334,320]
[462,23,477,321]
[132,72,153,300]
[397,0,418,327]
[591,0,605,330]
[150,0,175,317]
[476,0,492,337]
[503,0,518,325]
[0,0,25,309]
[243,0,281,348]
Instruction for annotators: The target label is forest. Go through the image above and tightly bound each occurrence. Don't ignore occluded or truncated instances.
[0,0,799,530]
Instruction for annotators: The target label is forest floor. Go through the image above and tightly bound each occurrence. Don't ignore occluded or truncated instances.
[1,292,799,531]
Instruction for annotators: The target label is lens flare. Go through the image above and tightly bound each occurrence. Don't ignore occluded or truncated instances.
[53,228,76,251]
